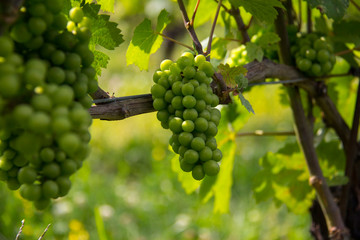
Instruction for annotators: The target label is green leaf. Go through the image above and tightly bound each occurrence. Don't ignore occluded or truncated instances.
[199,175,217,203]
[187,0,218,27]
[245,42,264,62]
[326,175,349,187]
[126,9,171,71]
[82,3,124,75]
[305,0,349,21]
[255,32,281,47]
[252,151,315,214]
[212,140,236,214]
[231,0,284,23]
[235,74,248,89]
[83,4,124,50]
[333,20,360,46]
[217,63,247,88]
[238,93,254,114]
[96,0,115,12]
[210,37,228,60]
[93,51,110,76]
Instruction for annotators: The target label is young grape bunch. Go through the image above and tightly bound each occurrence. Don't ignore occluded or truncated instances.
[226,45,249,67]
[151,52,222,181]
[0,1,97,210]
[292,33,336,76]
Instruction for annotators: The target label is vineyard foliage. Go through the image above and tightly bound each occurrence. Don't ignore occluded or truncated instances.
[0,0,359,239]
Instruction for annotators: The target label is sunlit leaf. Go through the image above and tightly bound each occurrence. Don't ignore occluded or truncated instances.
[126,9,171,70]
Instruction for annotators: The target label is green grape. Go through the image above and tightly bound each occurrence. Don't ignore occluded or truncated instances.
[182,83,195,95]
[28,112,51,133]
[61,159,77,175]
[151,84,166,98]
[10,22,32,43]
[164,90,175,103]
[182,95,196,108]
[40,148,55,162]
[0,74,20,97]
[183,109,198,121]
[206,137,217,150]
[317,49,330,63]
[17,166,37,184]
[171,81,183,95]
[0,36,14,57]
[178,146,188,157]
[183,149,199,164]
[7,178,21,190]
[51,50,66,65]
[20,184,42,201]
[64,53,81,70]
[58,133,81,155]
[192,165,205,180]
[203,160,220,176]
[180,158,194,172]
[169,117,183,134]
[160,59,173,71]
[194,54,206,66]
[171,96,184,110]
[42,180,59,198]
[199,147,212,161]
[47,67,66,84]
[212,149,222,162]
[182,120,195,132]
[34,198,51,210]
[195,117,208,132]
[153,98,167,110]
[42,163,61,179]
[69,7,84,23]
[28,17,47,36]
[31,94,52,112]
[183,66,196,78]
[28,3,46,17]
[178,132,193,147]
[56,176,72,196]
[191,137,205,151]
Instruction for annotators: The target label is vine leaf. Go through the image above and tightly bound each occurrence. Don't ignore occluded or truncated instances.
[305,0,349,21]
[126,9,171,71]
[255,32,281,47]
[238,93,254,114]
[186,0,218,27]
[212,140,237,213]
[246,42,263,62]
[230,0,284,23]
[217,63,247,88]
[82,3,124,75]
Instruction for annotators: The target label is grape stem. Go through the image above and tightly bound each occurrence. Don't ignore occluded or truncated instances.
[205,0,222,56]
[177,0,204,54]
[190,0,201,27]
[156,32,194,51]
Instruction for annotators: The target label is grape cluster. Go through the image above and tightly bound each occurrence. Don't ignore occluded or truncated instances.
[151,53,222,181]
[0,0,97,210]
[292,33,335,76]
[227,45,249,67]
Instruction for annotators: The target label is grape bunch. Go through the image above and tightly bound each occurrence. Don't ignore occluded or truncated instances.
[292,33,336,76]
[151,53,222,181]
[227,45,249,67]
[0,1,97,210]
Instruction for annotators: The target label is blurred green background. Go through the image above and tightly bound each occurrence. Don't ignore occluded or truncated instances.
[0,1,314,239]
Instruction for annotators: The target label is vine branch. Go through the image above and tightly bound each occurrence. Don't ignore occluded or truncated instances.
[229,5,250,43]
[177,0,204,54]
[339,77,360,218]
[205,0,222,55]
[275,6,347,239]
[190,0,201,26]
[350,0,360,11]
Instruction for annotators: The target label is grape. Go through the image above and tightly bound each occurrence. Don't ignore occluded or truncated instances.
[42,180,59,198]
[293,33,335,76]
[20,184,41,201]
[69,7,84,23]
[203,160,220,176]
[17,166,37,184]
[192,165,205,180]
[151,53,222,180]
[0,36,14,57]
